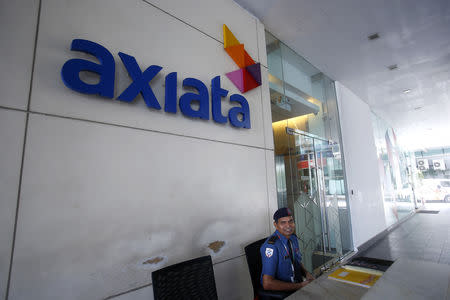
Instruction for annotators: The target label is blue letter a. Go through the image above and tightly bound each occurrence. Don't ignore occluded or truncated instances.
[179,78,209,120]
[229,94,251,129]
[61,39,115,98]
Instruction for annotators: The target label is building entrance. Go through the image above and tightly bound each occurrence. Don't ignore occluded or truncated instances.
[266,30,353,274]
[277,127,350,274]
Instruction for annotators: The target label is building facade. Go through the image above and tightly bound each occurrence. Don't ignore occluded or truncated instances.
[0,0,410,299]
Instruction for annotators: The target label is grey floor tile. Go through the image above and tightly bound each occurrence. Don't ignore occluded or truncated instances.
[361,203,450,267]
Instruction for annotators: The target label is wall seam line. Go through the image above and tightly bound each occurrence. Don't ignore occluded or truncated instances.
[142,0,222,45]
[0,106,271,151]
[5,0,42,298]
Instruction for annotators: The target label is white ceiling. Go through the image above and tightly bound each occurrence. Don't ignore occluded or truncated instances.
[235,0,450,151]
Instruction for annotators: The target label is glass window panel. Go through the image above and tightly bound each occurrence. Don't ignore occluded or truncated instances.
[371,112,415,226]
[267,31,354,267]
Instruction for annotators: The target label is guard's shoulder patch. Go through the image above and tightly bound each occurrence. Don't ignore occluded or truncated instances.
[268,235,278,244]
[265,247,274,258]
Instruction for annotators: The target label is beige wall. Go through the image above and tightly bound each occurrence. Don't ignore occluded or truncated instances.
[0,0,277,299]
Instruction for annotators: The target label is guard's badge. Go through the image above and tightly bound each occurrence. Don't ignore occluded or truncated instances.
[265,248,274,258]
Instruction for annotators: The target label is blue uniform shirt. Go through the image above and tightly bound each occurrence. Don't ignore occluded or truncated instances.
[260,230,303,284]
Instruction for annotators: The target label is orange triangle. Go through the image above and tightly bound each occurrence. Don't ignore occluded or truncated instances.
[225,44,246,68]
[243,50,255,67]
[223,24,240,48]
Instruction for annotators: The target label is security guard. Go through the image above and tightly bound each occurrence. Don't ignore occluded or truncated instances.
[260,207,315,292]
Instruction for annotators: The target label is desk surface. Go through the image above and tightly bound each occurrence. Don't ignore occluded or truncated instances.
[287,258,450,300]
[285,268,368,300]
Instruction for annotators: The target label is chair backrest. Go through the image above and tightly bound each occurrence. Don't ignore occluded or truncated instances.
[244,237,268,298]
[151,255,218,300]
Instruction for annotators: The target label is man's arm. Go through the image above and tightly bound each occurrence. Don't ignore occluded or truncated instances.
[262,274,309,291]
[300,263,315,281]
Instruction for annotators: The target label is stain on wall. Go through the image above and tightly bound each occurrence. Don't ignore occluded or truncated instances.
[143,257,164,265]
[207,241,225,253]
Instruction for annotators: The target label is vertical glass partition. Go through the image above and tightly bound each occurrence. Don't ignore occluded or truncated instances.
[267,31,353,274]
[371,112,415,226]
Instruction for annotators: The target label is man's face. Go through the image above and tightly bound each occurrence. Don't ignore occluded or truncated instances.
[274,216,295,238]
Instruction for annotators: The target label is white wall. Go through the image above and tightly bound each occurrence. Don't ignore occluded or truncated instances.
[0,0,276,299]
[0,0,39,298]
[0,111,27,300]
[335,82,387,248]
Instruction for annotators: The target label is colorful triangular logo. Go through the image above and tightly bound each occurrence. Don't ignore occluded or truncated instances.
[223,24,261,93]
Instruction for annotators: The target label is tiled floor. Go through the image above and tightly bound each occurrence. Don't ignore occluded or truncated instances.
[359,203,450,265]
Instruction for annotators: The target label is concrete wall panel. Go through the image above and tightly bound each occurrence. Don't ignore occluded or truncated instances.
[214,255,253,300]
[144,0,259,62]
[10,114,269,299]
[31,0,266,148]
[4,0,273,298]
[0,109,26,299]
[260,66,274,150]
[111,255,253,300]
[0,0,39,109]
[110,286,153,300]
[265,149,278,232]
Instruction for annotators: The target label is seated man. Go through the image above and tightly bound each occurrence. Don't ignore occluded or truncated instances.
[260,207,314,292]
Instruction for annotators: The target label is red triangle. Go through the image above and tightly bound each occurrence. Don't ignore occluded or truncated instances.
[243,68,259,92]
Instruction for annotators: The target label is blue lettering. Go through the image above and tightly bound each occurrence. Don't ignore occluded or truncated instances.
[179,78,209,120]
[229,94,251,129]
[211,76,228,123]
[61,39,252,129]
[117,52,162,110]
[164,72,177,113]
[61,39,115,98]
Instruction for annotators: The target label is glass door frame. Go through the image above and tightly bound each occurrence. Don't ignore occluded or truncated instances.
[287,127,331,254]
[286,126,353,273]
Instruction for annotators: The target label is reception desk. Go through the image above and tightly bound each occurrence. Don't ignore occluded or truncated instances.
[287,258,450,300]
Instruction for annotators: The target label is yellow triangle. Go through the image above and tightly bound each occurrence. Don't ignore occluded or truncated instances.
[223,24,240,48]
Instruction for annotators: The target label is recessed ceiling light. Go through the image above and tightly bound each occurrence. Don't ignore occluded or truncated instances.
[403,89,411,94]
[368,33,380,40]
[388,64,398,70]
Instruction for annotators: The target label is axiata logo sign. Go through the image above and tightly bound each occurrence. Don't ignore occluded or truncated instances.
[61,39,251,128]
[222,24,261,93]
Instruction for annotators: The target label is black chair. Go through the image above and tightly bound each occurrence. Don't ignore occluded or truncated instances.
[151,255,218,300]
[244,238,291,300]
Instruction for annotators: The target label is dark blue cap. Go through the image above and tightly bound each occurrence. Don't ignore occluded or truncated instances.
[273,207,293,222]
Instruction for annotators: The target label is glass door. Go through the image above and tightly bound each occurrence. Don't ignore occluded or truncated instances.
[284,128,350,274]
[314,139,344,257]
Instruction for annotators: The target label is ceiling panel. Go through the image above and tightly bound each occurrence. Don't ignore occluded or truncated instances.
[235,0,450,150]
